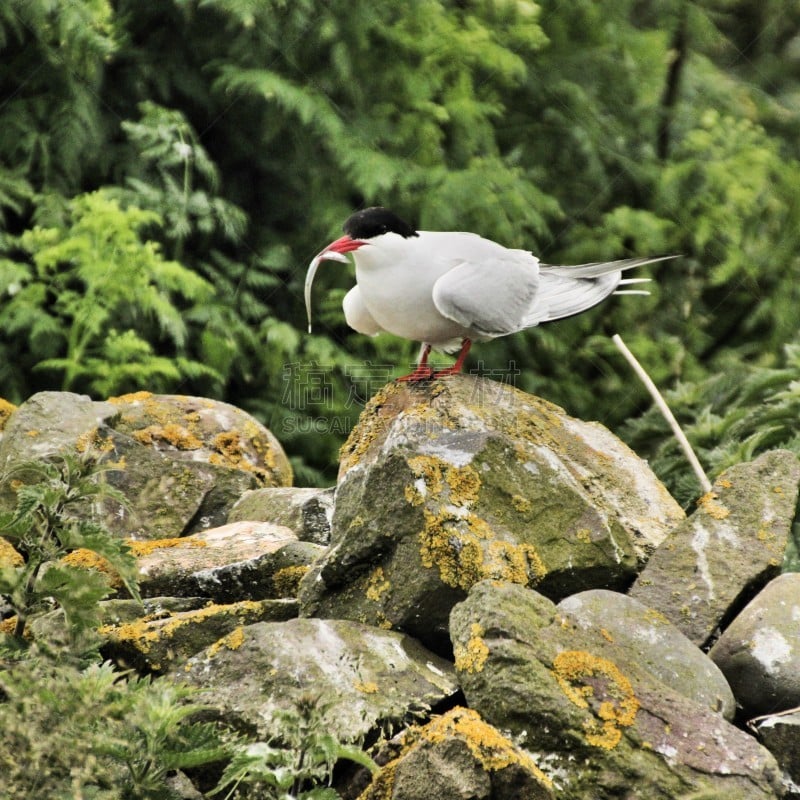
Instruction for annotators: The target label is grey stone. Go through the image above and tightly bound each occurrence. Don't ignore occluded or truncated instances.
[630,450,800,647]
[229,486,334,544]
[558,589,735,719]
[710,573,800,717]
[178,617,458,743]
[0,391,292,540]
[753,708,800,798]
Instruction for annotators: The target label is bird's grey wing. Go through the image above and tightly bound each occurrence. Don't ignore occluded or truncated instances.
[526,256,670,325]
[431,254,539,337]
[343,286,384,336]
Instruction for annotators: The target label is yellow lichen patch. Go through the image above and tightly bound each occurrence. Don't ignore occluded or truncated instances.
[127,537,207,557]
[419,509,546,591]
[0,537,24,568]
[25,429,40,437]
[359,707,552,800]
[552,650,639,750]
[697,491,730,520]
[773,485,784,494]
[76,428,115,455]
[61,548,123,588]
[101,600,263,657]
[354,680,379,694]
[444,463,481,505]
[365,566,391,602]
[209,430,272,484]
[133,423,202,450]
[0,397,16,430]
[0,617,19,636]
[338,384,397,473]
[108,391,154,404]
[421,707,552,786]
[511,494,532,513]
[575,528,592,543]
[406,455,445,499]
[717,479,733,489]
[418,508,484,589]
[272,565,309,597]
[207,625,245,657]
[600,628,614,643]
[454,622,489,674]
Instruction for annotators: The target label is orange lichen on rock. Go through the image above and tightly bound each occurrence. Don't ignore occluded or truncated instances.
[359,707,552,799]
[272,565,309,597]
[453,622,489,674]
[411,455,547,591]
[75,428,115,455]
[108,391,154,404]
[552,650,639,750]
[0,537,24,568]
[0,397,16,430]
[133,423,202,450]
[61,548,123,588]
[207,624,246,657]
[127,537,207,557]
[365,566,391,602]
[697,490,731,520]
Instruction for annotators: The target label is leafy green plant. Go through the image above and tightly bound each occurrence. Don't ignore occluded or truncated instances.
[0,448,140,649]
[0,189,220,398]
[0,656,229,800]
[213,695,377,800]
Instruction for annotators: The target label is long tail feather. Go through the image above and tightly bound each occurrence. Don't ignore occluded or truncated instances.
[540,254,676,279]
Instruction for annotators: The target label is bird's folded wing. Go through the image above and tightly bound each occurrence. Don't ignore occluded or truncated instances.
[431,256,539,337]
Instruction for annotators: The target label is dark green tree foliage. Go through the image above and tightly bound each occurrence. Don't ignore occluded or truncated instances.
[1,0,800,487]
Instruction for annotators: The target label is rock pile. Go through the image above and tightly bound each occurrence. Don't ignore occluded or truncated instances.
[1,380,799,799]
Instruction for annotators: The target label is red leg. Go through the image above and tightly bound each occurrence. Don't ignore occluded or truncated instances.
[397,343,434,382]
[432,338,472,378]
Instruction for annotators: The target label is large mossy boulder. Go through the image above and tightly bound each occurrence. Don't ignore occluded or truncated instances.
[0,391,292,539]
[299,377,683,653]
[450,581,781,800]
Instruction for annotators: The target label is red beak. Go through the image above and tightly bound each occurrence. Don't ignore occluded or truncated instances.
[320,234,366,258]
[305,236,367,334]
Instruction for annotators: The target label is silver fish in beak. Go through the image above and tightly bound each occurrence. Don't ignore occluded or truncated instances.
[304,235,365,333]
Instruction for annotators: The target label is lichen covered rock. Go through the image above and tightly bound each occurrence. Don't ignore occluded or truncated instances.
[99,598,297,673]
[0,391,292,540]
[132,520,320,601]
[300,377,682,653]
[630,450,800,647]
[558,589,735,719]
[450,580,781,800]
[358,707,554,800]
[228,486,334,544]
[178,617,459,744]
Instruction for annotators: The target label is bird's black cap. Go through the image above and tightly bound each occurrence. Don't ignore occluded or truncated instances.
[343,207,418,240]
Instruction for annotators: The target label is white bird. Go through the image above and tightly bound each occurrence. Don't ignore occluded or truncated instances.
[305,207,669,381]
